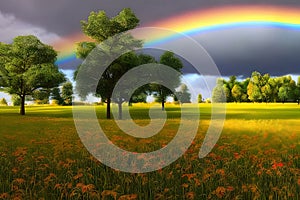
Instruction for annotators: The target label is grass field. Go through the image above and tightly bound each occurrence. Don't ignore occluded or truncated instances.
[0,103,300,199]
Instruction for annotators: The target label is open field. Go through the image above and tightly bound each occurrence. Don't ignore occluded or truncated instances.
[0,103,300,199]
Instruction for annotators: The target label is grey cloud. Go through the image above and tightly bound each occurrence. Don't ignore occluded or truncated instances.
[1,0,300,77]
[195,27,300,76]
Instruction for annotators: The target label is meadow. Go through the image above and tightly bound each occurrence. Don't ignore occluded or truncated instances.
[0,103,300,199]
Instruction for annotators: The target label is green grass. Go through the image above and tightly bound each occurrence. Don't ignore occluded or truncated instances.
[0,103,300,199]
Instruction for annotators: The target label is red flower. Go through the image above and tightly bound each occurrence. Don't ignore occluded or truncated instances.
[272,162,284,169]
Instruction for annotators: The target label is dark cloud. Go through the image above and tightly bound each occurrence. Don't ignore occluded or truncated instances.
[1,0,300,35]
[195,27,300,76]
[1,0,300,77]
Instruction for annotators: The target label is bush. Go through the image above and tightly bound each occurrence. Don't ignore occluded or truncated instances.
[205,98,211,103]
[12,95,21,106]
[0,98,8,106]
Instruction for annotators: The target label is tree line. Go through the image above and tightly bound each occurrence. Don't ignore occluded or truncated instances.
[212,71,300,103]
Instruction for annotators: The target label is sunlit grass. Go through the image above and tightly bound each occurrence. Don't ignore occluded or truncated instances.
[0,103,300,199]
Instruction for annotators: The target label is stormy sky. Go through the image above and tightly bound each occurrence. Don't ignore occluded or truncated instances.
[1,0,300,101]
[1,0,300,77]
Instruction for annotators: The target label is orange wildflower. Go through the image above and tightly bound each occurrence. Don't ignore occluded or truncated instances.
[215,186,226,198]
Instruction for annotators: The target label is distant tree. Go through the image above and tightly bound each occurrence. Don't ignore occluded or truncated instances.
[0,98,7,106]
[51,87,64,105]
[175,84,191,104]
[197,93,203,103]
[12,95,21,106]
[224,76,237,102]
[295,76,300,104]
[61,82,73,105]
[75,8,142,119]
[267,77,278,102]
[247,71,263,102]
[151,51,184,110]
[278,86,289,103]
[231,84,243,102]
[261,83,272,103]
[0,35,65,115]
[212,78,226,103]
[32,89,50,104]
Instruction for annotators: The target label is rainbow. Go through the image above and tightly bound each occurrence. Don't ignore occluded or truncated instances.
[53,5,300,66]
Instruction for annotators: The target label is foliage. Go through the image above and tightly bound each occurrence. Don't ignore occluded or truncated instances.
[175,84,191,103]
[61,82,73,105]
[51,87,64,105]
[75,8,142,119]
[32,90,50,104]
[212,78,226,103]
[152,51,184,110]
[0,98,7,106]
[197,94,203,103]
[0,35,65,114]
[12,95,21,106]
[212,71,300,103]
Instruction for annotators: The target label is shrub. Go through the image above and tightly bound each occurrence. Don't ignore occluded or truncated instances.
[0,98,8,106]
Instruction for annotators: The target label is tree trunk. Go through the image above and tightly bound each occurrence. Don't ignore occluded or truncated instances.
[118,102,123,120]
[161,96,165,111]
[106,98,111,119]
[20,95,25,115]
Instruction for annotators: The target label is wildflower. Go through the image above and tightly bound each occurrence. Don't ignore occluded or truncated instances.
[14,178,25,184]
[186,191,195,199]
[73,173,83,180]
[182,173,196,181]
[101,190,117,199]
[216,169,225,176]
[118,194,138,200]
[226,186,234,192]
[215,186,226,198]
[272,162,284,169]
[233,152,241,159]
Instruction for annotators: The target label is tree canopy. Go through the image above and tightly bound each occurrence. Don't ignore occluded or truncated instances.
[0,35,65,115]
[212,71,300,103]
[75,8,143,119]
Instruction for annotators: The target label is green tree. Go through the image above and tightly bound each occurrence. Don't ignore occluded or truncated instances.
[0,35,65,115]
[224,76,237,102]
[32,89,50,104]
[51,87,63,105]
[75,8,142,119]
[12,95,21,106]
[278,86,289,103]
[212,78,226,103]
[175,84,191,104]
[0,98,7,106]
[231,84,243,102]
[295,76,300,104]
[197,93,203,103]
[152,51,183,110]
[247,71,263,102]
[61,82,73,105]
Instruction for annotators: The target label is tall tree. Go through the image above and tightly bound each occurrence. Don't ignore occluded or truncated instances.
[212,78,226,103]
[0,35,65,115]
[231,84,243,102]
[247,71,263,102]
[61,82,73,105]
[75,8,142,119]
[197,93,203,103]
[152,51,183,110]
[175,84,191,104]
[51,87,63,105]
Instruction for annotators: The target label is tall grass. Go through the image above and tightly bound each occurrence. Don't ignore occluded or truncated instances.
[0,103,299,199]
